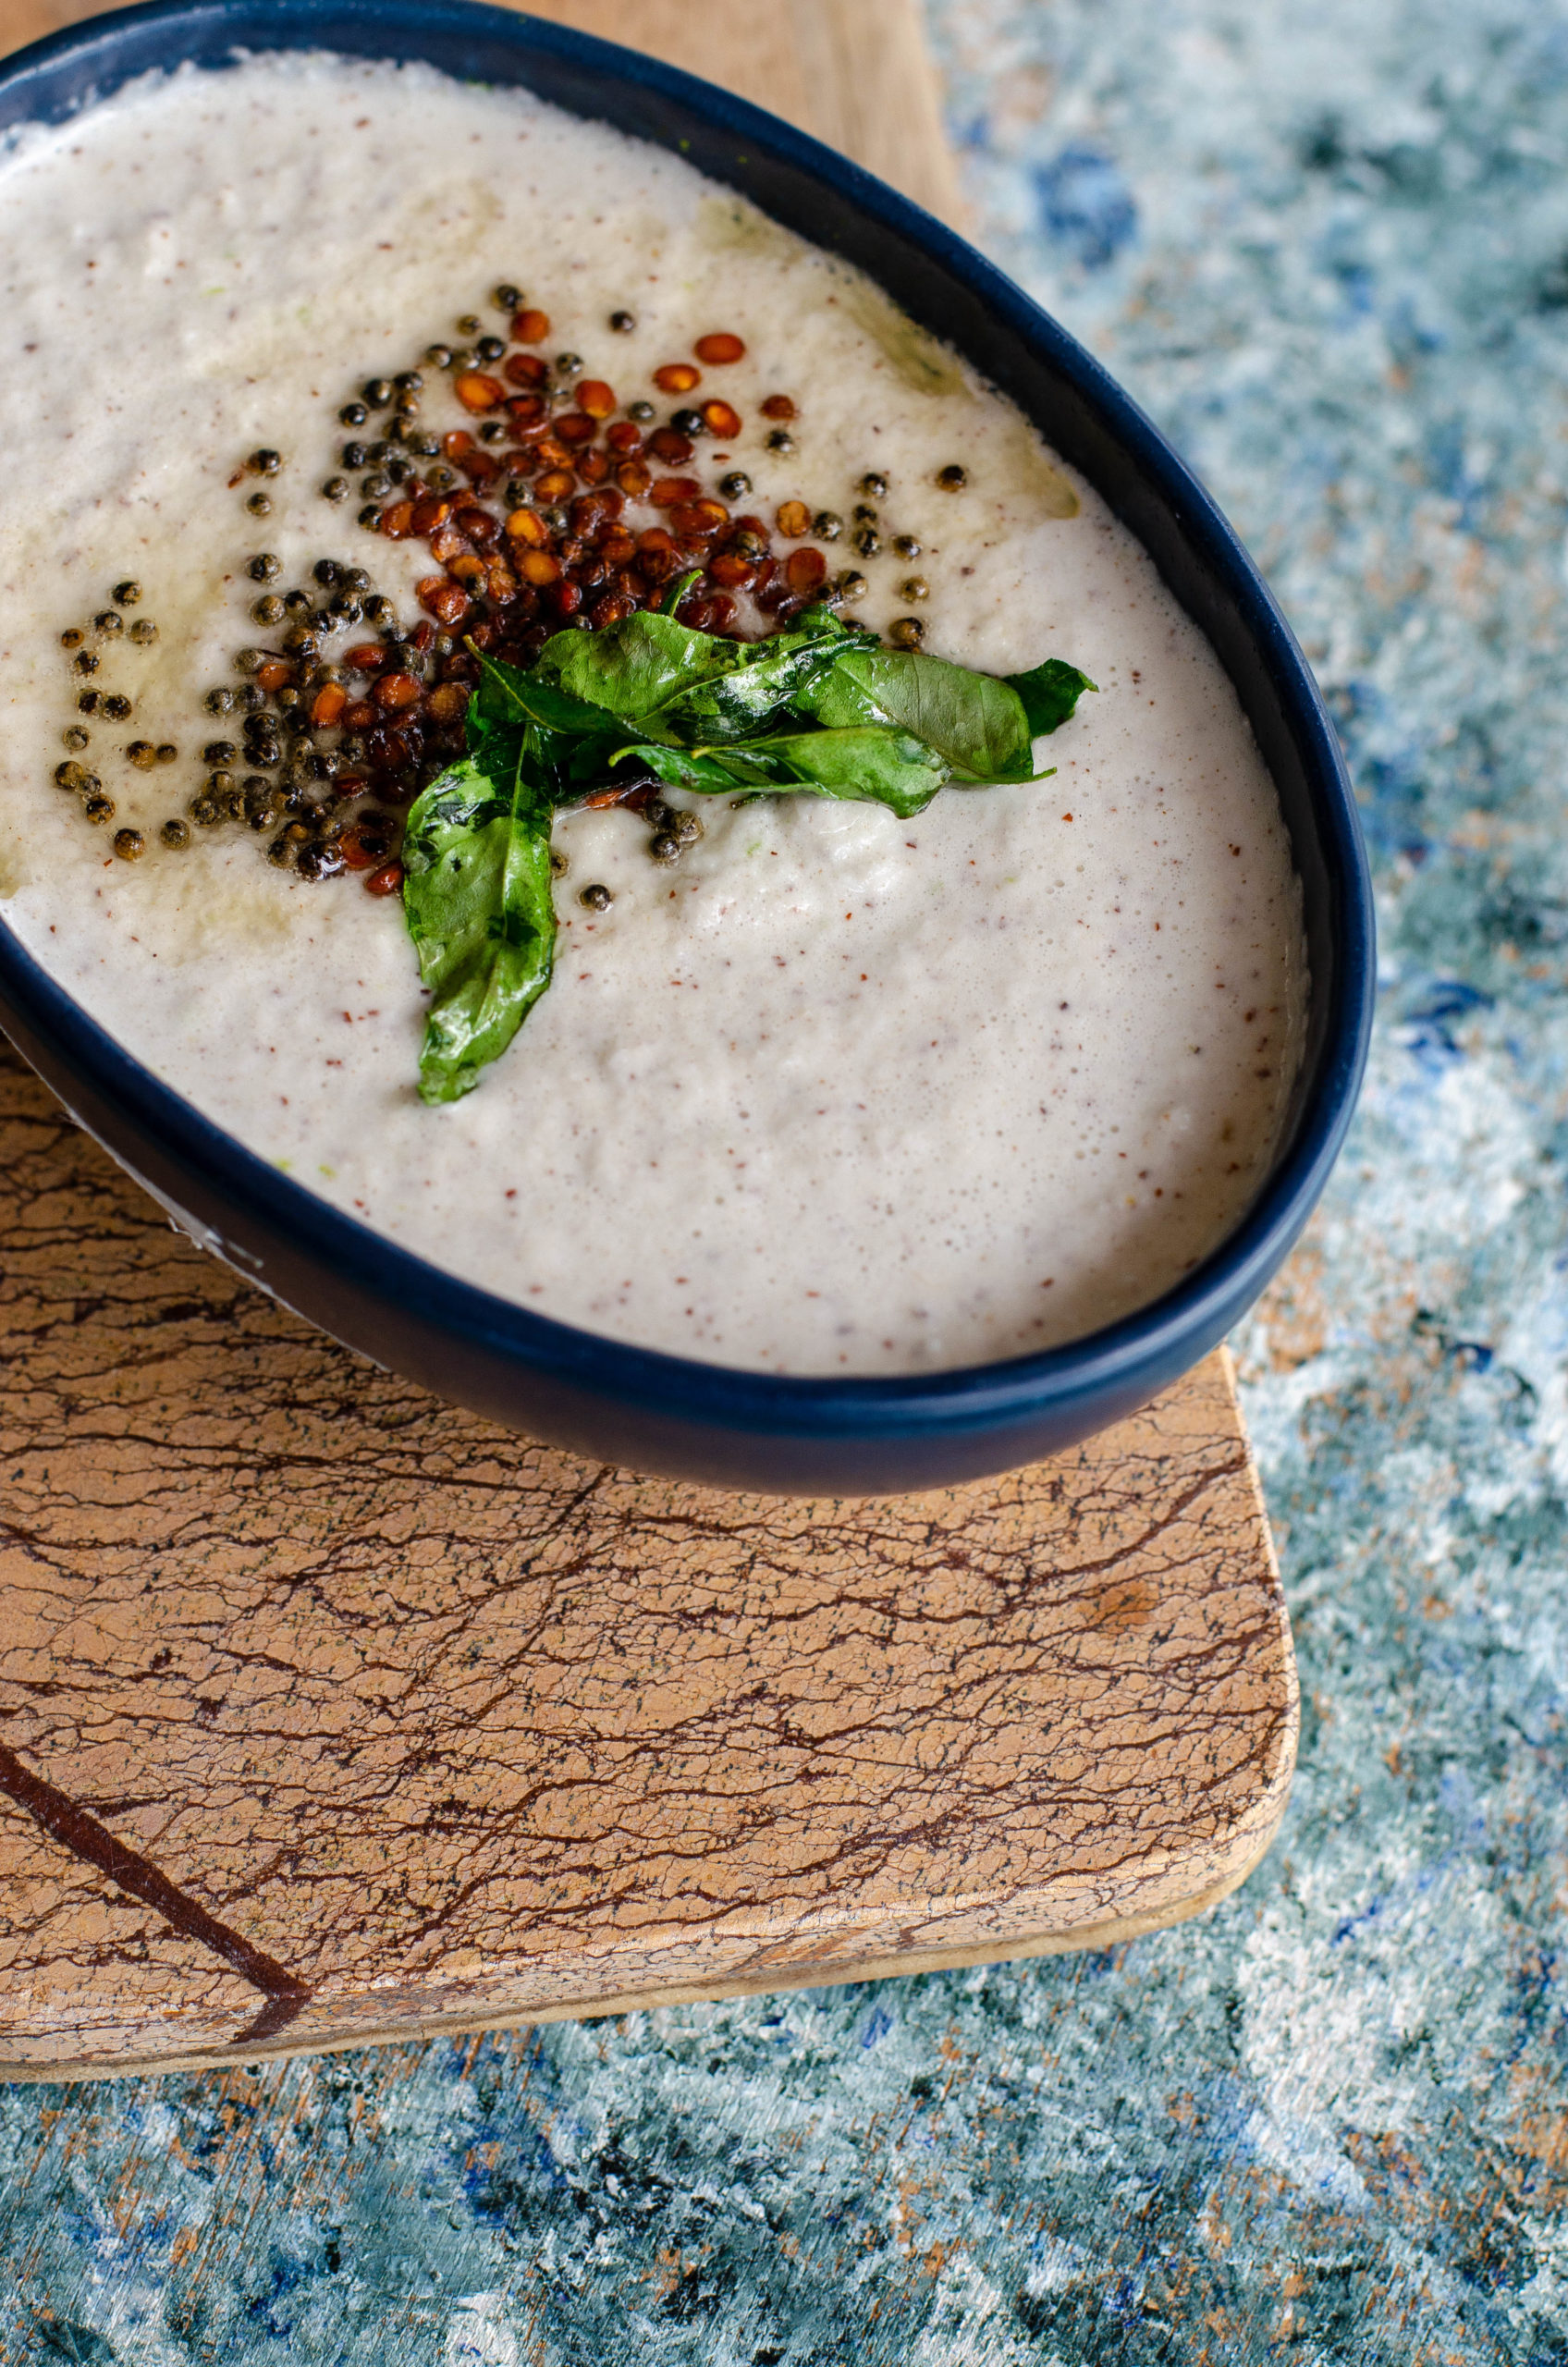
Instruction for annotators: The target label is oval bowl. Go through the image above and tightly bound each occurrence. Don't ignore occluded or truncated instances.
[0,0,1374,1493]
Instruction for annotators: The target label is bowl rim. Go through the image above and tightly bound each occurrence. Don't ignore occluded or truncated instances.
[0,0,1375,1447]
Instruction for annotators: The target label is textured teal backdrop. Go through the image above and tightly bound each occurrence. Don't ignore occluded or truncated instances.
[7,1,1568,2358]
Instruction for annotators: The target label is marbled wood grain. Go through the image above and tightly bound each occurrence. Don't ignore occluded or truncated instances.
[0,1044,1296,2077]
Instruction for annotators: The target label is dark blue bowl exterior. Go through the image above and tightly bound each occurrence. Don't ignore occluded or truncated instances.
[0,0,1374,1493]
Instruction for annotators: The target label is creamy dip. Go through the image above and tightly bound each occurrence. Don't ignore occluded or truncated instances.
[0,52,1306,1375]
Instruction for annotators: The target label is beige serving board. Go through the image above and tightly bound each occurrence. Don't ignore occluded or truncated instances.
[0,0,1296,2081]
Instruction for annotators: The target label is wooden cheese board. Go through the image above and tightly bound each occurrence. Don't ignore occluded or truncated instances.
[0,0,1296,2080]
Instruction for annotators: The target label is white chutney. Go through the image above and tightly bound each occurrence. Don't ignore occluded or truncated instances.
[0,53,1307,1375]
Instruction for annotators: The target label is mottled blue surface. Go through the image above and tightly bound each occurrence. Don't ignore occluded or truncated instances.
[8,1,1568,2356]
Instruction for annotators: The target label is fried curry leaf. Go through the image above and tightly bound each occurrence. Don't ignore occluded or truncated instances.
[399,617,1096,1098]
[533,613,742,725]
[401,744,557,1105]
[1004,656,1097,736]
[533,605,871,746]
[799,644,1040,781]
[619,726,949,816]
[472,650,629,787]
[657,611,876,745]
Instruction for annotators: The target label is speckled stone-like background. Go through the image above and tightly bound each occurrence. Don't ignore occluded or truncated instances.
[6,0,1568,2356]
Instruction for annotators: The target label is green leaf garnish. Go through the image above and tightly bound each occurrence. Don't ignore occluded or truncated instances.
[402,741,557,1105]
[400,613,1095,1100]
[1005,657,1098,737]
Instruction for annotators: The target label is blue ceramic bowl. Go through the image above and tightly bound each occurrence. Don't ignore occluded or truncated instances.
[0,0,1374,1494]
